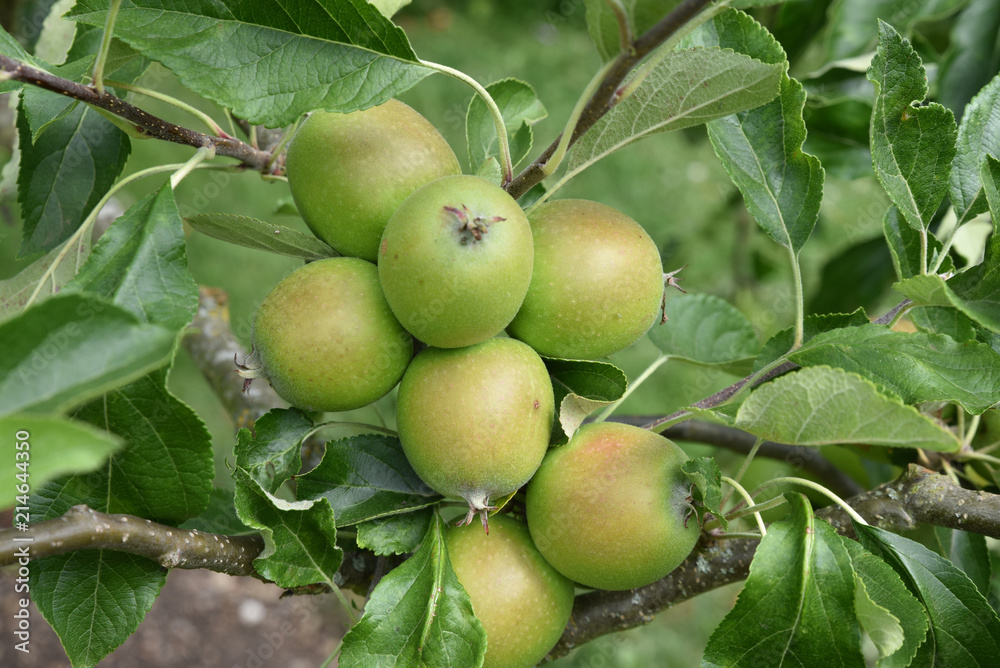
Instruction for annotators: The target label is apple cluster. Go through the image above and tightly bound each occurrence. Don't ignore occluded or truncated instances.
[239,100,699,667]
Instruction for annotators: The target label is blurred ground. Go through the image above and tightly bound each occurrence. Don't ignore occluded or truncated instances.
[0,566,350,668]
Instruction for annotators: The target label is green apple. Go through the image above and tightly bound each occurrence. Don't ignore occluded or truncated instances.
[378,175,534,348]
[525,421,699,590]
[446,513,574,668]
[396,337,553,528]
[238,257,412,412]
[285,99,460,262]
[508,199,664,359]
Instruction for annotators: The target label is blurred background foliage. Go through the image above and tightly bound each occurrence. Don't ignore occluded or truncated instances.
[1,0,998,665]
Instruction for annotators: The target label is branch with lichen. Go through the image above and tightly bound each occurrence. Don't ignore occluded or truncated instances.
[0,54,275,173]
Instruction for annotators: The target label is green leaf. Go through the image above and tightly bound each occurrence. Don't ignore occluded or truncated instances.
[69,0,434,127]
[24,368,209,665]
[543,357,628,440]
[564,45,783,187]
[895,236,1000,333]
[840,537,927,668]
[682,456,727,531]
[29,551,166,668]
[295,433,440,527]
[703,493,863,667]
[16,99,130,257]
[855,523,1000,666]
[234,408,315,495]
[853,586,904,665]
[733,366,961,451]
[938,0,1000,123]
[935,528,992,598]
[180,487,254,535]
[0,294,175,418]
[339,512,487,667]
[0,230,91,323]
[185,213,339,260]
[825,0,969,61]
[787,323,1000,414]
[466,78,546,172]
[474,155,502,186]
[982,154,1000,232]
[909,306,979,343]
[234,470,343,589]
[753,309,870,374]
[648,293,759,374]
[583,0,683,61]
[692,10,822,253]
[867,21,957,232]
[368,0,411,18]
[69,369,214,522]
[951,72,1000,224]
[356,508,434,556]
[0,414,121,509]
[21,59,90,143]
[64,184,197,331]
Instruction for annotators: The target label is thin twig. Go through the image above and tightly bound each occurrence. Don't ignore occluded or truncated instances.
[0,54,275,172]
[505,0,715,199]
[607,418,865,498]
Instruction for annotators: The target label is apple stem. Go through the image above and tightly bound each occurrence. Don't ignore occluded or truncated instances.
[419,60,514,185]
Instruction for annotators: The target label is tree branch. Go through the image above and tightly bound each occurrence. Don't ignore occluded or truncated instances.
[0,54,276,172]
[546,464,999,659]
[505,0,714,199]
[0,505,264,576]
